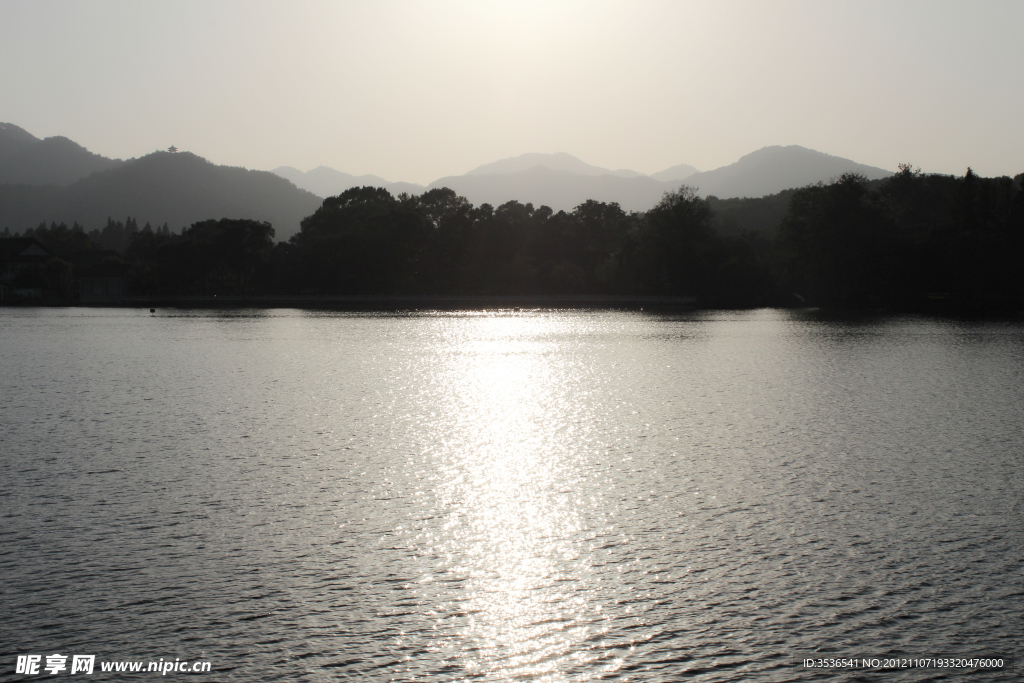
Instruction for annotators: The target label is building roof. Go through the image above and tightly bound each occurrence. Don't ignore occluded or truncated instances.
[0,238,53,261]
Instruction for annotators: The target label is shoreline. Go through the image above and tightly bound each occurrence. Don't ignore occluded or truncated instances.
[80,294,700,310]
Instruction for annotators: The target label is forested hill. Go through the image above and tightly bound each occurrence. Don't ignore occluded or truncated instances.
[2,123,899,236]
[8,167,1021,312]
[0,123,37,158]
[0,123,123,186]
[0,151,321,240]
[274,147,891,212]
[682,145,892,198]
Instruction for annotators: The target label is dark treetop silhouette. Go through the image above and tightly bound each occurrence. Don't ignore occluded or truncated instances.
[2,166,1021,311]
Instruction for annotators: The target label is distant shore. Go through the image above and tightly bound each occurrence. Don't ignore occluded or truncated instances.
[105,294,698,310]
[8,294,1024,316]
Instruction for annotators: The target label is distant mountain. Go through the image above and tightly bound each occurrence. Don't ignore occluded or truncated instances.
[0,123,39,159]
[273,153,683,213]
[682,145,892,198]
[3,121,899,242]
[427,166,673,213]
[1,151,321,241]
[271,165,426,199]
[273,154,656,208]
[650,163,699,182]
[465,152,645,179]
[275,146,892,214]
[0,123,124,186]
[436,147,890,210]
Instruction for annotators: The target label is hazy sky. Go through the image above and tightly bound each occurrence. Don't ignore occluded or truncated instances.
[2,0,1021,184]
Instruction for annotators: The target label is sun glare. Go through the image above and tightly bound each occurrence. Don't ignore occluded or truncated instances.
[417,312,599,680]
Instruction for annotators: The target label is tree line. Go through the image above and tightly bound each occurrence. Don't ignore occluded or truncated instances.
[4,166,1022,310]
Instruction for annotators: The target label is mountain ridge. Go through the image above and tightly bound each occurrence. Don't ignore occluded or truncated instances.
[1,150,320,241]
[682,145,892,198]
[271,165,426,200]
[650,163,700,182]
[426,167,672,212]
[274,147,892,210]
[0,123,40,159]
[2,121,897,236]
[0,123,124,186]
[465,152,650,178]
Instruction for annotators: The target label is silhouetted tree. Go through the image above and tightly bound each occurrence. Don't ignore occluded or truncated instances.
[23,221,96,257]
[631,187,716,296]
[775,174,891,307]
[288,186,430,294]
[71,167,1020,310]
[414,187,474,292]
[126,218,274,294]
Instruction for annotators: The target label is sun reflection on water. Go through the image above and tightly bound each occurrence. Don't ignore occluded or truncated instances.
[415,312,615,681]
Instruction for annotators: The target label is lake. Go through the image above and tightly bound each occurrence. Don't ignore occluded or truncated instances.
[1,307,1021,681]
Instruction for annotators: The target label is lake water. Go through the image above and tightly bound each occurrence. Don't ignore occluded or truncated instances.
[1,308,1021,682]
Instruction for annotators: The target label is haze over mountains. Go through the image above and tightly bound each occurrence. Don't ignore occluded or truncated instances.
[2,121,894,241]
[464,152,653,178]
[0,124,320,240]
[0,122,123,186]
[271,165,424,201]
[276,147,892,213]
[682,146,893,199]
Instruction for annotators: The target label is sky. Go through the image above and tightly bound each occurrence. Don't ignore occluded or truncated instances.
[1,0,1021,184]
